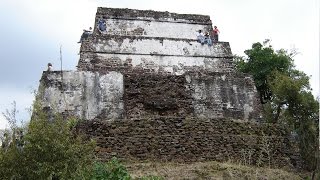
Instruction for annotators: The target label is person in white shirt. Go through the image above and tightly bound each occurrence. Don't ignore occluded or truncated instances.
[196,30,205,45]
[47,63,53,71]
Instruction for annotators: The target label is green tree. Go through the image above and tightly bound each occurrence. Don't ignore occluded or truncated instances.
[270,72,318,170]
[268,70,310,123]
[235,40,319,171]
[235,40,294,103]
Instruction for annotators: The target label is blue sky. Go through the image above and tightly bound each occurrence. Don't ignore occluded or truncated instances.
[0,0,319,129]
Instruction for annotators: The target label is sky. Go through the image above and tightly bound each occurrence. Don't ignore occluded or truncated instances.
[0,0,319,129]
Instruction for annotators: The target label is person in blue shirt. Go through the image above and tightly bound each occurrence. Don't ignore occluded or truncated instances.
[98,19,107,33]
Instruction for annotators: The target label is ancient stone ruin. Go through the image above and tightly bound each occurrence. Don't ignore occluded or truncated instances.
[38,7,301,168]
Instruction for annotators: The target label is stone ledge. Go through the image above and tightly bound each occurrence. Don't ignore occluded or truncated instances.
[85,34,228,43]
[96,7,211,24]
[80,35,232,57]
[79,51,233,59]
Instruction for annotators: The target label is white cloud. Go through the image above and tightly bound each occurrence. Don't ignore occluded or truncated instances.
[0,87,33,127]
[0,115,9,130]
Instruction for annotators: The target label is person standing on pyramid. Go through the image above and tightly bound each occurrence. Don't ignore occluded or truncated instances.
[212,26,220,42]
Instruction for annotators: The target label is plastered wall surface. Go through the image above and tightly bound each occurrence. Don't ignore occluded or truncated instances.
[95,19,212,38]
[40,71,124,120]
[78,53,235,74]
[81,37,232,57]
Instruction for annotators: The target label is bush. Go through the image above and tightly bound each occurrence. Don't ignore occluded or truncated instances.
[0,103,163,179]
[0,105,95,180]
[85,158,163,180]
[88,158,131,180]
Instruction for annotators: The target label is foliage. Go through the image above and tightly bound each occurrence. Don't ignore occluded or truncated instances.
[234,40,319,171]
[268,70,311,123]
[0,102,162,180]
[0,103,96,180]
[89,158,131,180]
[77,157,163,180]
[234,40,294,103]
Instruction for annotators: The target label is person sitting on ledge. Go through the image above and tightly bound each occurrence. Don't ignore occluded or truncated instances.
[47,63,53,71]
[77,27,92,43]
[196,30,205,45]
[97,18,107,33]
[204,32,212,46]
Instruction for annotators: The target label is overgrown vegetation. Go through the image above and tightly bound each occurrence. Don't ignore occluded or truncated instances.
[234,40,319,171]
[0,102,94,179]
[0,103,161,179]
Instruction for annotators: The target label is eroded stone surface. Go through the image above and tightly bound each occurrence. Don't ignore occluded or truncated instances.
[36,7,303,169]
[96,7,211,24]
[39,7,261,121]
[39,71,124,120]
[81,36,232,57]
[76,117,302,169]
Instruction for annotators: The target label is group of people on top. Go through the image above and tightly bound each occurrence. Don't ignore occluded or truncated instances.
[78,20,220,47]
[196,26,220,46]
[78,18,107,43]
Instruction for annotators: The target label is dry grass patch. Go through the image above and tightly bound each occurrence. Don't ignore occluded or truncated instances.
[125,161,305,180]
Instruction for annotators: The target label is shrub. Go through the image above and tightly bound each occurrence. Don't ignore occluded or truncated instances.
[0,104,95,180]
[88,158,131,180]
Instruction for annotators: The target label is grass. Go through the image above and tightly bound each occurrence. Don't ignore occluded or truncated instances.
[125,160,308,180]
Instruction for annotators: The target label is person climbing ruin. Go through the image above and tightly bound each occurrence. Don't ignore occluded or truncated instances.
[212,26,220,42]
[196,30,205,45]
[77,27,93,43]
[204,32,212,46]
[47,63,53,71]
[97,18,107,33]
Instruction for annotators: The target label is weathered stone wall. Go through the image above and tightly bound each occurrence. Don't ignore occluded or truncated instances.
[122,72,261,120]
[77,53,235,74]
[96,7,211,24]
[186,72,261,120]
[93,19,211,38]
[93,7,213,40]
[124,74,194,118]
[77,117,301,169]
[39,7,262,121]
[39,71,124,120]
[39,70,260,121]
[80,36,232,57]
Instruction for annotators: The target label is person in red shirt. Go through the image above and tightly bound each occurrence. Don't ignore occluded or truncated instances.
[212,26,220,42]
